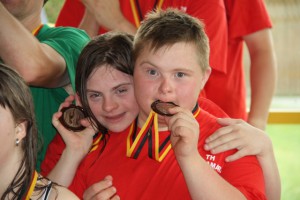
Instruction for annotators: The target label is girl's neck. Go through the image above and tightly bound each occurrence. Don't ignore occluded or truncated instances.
[0,150,23,197]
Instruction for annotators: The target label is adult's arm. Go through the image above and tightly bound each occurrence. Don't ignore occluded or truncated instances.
[80,0,136,35]
[0,3,67,88]
[245,29,277,130]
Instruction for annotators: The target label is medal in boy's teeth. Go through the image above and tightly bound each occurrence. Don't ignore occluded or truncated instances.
[127,103,201,162]
[151,100,178,116]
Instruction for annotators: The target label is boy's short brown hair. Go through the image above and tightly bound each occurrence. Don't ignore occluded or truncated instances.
[133,8,210,72]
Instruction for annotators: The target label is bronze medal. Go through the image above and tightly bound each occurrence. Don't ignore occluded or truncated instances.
[59,104,87,131]
[151,100,178,116]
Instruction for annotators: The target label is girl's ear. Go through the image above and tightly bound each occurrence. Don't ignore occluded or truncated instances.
[75,93,83,107]
[15,121,27,142]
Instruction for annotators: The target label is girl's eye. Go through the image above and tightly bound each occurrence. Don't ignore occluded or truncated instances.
[116,88,128,95]
[89,93,101,99]
[176,72,185,78]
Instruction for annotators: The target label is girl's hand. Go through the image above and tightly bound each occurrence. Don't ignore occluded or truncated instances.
[204,118,271,162]
[52,95,96,161]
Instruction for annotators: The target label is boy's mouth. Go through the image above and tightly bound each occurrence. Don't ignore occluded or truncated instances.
[151,100,178,116]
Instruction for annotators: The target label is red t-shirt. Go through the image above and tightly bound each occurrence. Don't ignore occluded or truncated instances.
[203,0,272,119]
[56,0,272,120]
[68,108,265,199]
[56,0,228,74]
[40,98,227,176]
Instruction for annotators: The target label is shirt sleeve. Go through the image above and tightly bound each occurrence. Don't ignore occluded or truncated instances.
[38,26,90,89]
[221,155,267,199]
[40,133,66,177]
[225,0,272,39]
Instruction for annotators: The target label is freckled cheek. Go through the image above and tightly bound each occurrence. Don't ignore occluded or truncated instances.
[127,96,139,111]
[135,82,152,97]
[178,82,200,104]
[89,102,103,118]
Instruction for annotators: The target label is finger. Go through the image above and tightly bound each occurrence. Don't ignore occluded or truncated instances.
[204,128,241,151]
[111,195,121,200]
[216,118,244,126]
[65,94,75,102]
[58,100,72,112]
[168,108,196,128]
[207,137,243,154]
[58,95,75,111]
[169,115,198,137]
[83,177,113,200]
[168,106,194,119]
[205,125,234,143]
[91,187,117,200]
[225,148,249,162]
[52,112,63,128]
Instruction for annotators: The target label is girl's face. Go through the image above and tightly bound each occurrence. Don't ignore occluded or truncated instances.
[0,106,18,165]
[86,66,139,132]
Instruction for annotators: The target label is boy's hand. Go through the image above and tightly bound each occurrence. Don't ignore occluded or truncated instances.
[83,175,120,200]
[166,106,200,159]
[204,118,271,162]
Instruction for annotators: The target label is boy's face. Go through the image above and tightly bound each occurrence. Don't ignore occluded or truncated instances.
[133,42,211,126]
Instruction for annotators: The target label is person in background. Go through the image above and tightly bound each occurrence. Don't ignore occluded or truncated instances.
[65,9,267,199]
[0,64,79,200]
[0,0,90,171]
[203,0,277,130]
[55,0,277,131]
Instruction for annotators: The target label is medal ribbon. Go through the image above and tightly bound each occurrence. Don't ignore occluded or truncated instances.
[22,171,38,200]
[31,24,43,36]
[126,110,154,158]
[130,0,165,27]
[127,104,201,162]
[89,133,104,153]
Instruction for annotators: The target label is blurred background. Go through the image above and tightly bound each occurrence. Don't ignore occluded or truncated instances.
[44,0,300,199]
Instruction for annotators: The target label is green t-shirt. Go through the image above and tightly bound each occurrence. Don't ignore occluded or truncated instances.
[31,24,89,171]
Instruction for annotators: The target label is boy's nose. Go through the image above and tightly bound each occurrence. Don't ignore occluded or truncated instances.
[159,78,173,95]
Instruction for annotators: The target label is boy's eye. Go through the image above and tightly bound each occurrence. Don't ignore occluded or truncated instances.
[175,72,185,78]
[147,69,158,76]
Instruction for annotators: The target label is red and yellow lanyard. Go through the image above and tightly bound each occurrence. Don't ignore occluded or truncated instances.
[31,24,43,36]
[130,0,165,27]
[23,171,38,200]
[127,105,201,162]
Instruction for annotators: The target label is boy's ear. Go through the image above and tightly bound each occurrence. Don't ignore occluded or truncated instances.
[200,67,212,89]
[75,93,83,107]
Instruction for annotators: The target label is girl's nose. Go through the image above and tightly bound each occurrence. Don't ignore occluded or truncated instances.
[102,97,118,112]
